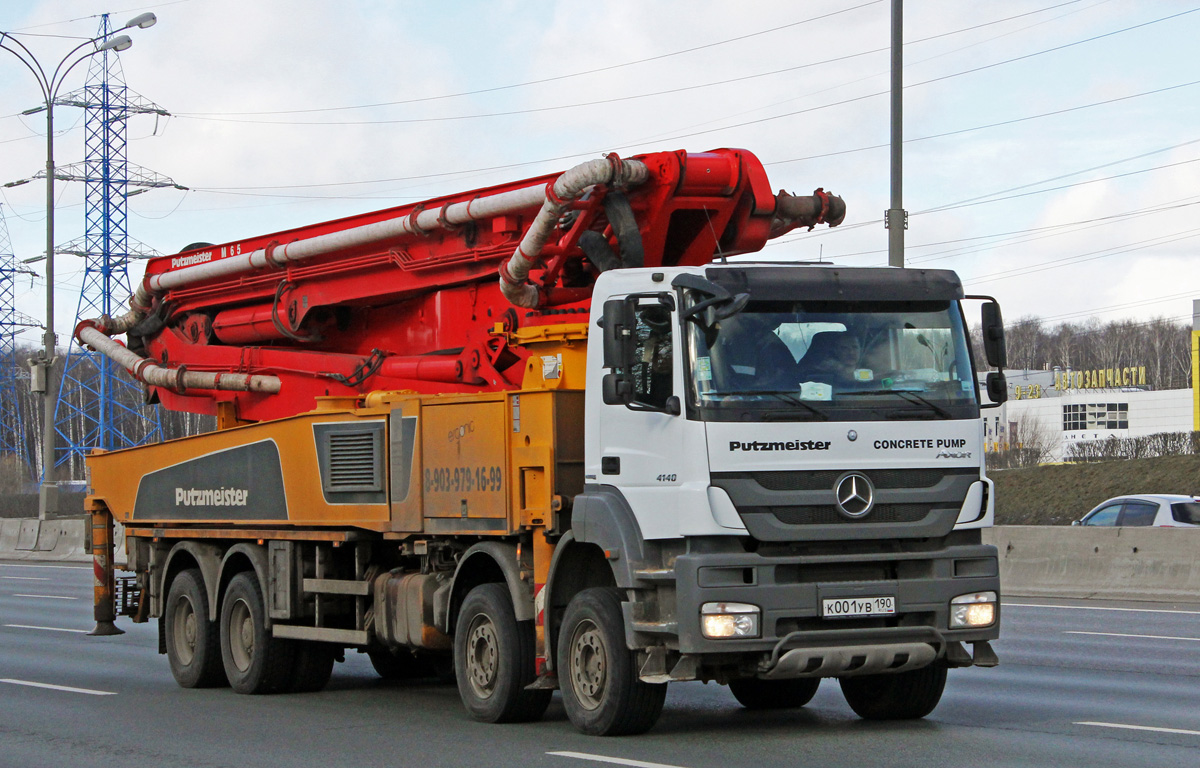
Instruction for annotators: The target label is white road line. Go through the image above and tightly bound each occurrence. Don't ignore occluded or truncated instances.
[0,679,115,696]
[1006,602,1200,616]
[1077,721,1200,737]
[11,594,77,600]
[5,624,89,634]
[1,576,51,581]
[0,564,90,570]
[1065,630,1200,642]
[549,752,690,768]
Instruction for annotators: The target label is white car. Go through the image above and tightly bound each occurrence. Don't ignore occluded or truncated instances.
[1074,494,1200,527]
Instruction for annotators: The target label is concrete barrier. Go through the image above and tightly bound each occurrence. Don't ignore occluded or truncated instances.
[3,519,1198,600]
[985,526,1200,601]
[0,517,92,563]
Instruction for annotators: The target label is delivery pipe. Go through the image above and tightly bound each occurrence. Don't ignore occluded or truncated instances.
[76,323,282,394]
[498,155,649,308]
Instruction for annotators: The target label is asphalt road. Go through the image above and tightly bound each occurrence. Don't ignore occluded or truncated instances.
[2,561,1199,768]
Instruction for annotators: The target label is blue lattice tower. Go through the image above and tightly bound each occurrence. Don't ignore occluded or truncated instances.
[0,205,41,480]
[49,14,176,479]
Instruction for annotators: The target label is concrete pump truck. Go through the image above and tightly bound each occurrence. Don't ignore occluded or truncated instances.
[83,147,1007,735]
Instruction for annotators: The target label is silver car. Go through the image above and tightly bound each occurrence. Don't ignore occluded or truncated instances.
[1074,494,1200,527]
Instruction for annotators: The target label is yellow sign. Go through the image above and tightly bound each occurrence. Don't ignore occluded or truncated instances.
[1054,367,1146,391]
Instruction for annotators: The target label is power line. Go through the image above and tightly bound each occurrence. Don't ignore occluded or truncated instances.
[186,6,1193,195]
[174,0,884,117]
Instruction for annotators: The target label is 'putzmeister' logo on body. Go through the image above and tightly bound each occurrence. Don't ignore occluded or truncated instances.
[729,440,831,452]
[175,487,249,506]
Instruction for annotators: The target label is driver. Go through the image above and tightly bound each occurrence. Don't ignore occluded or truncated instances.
[798,332,861,384]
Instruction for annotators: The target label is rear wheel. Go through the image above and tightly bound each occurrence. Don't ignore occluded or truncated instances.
[219,571,296,694]
[839,665,947,720]
[729,677,820,710]
[164,568,227,688]
[453,583,550,723]
[558,587,667,736]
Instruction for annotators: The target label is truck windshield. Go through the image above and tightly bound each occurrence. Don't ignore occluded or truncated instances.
[683,297,979,421]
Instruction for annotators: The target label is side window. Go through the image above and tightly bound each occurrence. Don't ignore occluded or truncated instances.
[1083,504,1121,526]
[631,304,673,409]
[1172,502,1200,524]
[1118,502,1157,527]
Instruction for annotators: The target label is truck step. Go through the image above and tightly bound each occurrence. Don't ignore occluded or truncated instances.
[302,578,371,596]
[633,568,675,582]
[272,625,370,645]
[630,620,678,635]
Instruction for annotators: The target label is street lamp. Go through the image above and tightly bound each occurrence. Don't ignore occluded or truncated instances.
[0,13,156,517]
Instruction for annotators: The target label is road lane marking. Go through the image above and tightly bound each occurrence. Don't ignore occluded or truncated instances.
[1077,722,1200,737]
[1065,630,1200,642]
[0,679,115,696]
[1006,602,1200,616]
[0,564,90,570]
[549,754,689,768]
[5,624,89,634]
[1,576,51,580]
[11,594,77,600]
[549,752,690,768]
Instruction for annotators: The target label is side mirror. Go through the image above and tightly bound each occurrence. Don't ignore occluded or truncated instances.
[601,298,636,369]
[602,372,633,405]
[1071,520,1081,526]
[985,371,1007,405]
[981,301,1007,369]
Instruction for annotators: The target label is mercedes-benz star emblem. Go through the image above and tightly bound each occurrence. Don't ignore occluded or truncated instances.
[834,472,875,518]
[847,430,858,442]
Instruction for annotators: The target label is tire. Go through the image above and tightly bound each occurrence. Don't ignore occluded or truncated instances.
[839,664,948,720]
[558,587,667,736]
[288,641,336,693]
[219,571,296,694]
[453,583,550,723]
[164,568,227,688]
[729,677,820,710]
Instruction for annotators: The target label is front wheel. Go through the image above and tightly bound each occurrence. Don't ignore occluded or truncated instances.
[729,677,820,710]
[558,587,667,736]
[453,583,550,723]
[839,665,947,720]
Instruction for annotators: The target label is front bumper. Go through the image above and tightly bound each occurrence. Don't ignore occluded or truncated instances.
[632,535,1000,673]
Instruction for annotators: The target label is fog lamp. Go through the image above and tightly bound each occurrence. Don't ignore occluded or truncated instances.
[701,601,760,639]
[950,591,997,628]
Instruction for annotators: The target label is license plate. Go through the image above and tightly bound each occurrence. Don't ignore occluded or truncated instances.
[821,596,896,618]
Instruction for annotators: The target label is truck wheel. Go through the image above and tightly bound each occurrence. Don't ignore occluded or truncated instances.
[453,583,550,723]
[729,677,820,710]
[839,665,947,720]
[288,642,336,693]
[558,587,667,736]
[164,568,227,688]
[219,571,296,694]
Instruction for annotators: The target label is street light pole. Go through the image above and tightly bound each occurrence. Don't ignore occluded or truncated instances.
[0,14,154,517]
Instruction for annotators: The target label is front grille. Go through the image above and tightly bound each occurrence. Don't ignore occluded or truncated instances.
[751,467,972,492]
[761,503,932,525]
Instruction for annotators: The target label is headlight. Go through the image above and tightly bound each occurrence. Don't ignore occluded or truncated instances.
[701,602,760,639]
[950,591,997,628]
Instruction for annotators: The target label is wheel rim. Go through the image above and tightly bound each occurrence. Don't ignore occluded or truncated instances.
[228,598,254,672]
[465,614,499,699]
[568,618,607,711]
[171,594,197,666]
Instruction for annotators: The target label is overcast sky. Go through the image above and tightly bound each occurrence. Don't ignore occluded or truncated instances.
[2,0,1198,348]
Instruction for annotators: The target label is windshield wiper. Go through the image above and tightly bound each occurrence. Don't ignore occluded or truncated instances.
[842,389,954,419]
[747,390,830,420]
[701,390,829,420]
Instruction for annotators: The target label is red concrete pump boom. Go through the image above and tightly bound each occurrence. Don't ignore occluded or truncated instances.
[76,148,845,423]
